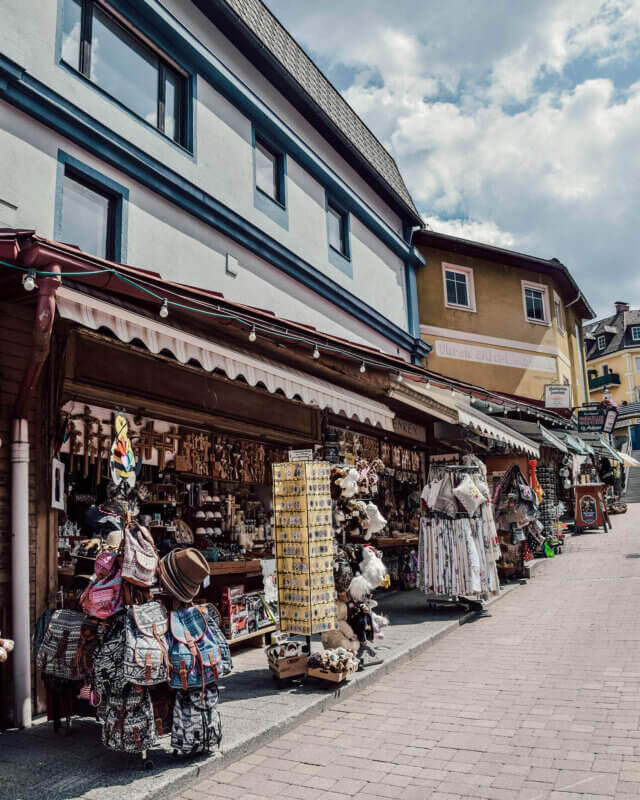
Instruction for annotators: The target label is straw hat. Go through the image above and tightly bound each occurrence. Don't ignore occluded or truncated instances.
[159,548,209,603]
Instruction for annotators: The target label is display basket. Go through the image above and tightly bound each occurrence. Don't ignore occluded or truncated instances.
[268,654,308,680]
[307,665,357,684]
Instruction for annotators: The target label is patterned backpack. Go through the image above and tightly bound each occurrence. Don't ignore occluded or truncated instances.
[80,552,123,620]
[167,605,231,694]
[122,522,158,587]
[101,683,157,753]
[124,601,169,686]
[36,609,84,681]
[93,613,127,701]
[171,686,222,755]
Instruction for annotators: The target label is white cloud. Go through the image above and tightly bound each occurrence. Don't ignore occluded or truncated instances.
[265,0,640,318]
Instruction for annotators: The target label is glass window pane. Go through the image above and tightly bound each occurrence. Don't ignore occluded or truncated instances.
[446,271,468,306]
[164,70,180,142]
[328,206,344,253]
[91,6,159,126]
[60,172,112,259]
[526,288,544,320]
[255,141,278,200]
[61,0,82,68]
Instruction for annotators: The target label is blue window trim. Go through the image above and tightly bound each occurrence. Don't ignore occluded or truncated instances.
[54,0,197,158]
[251,126,288,230]
[325,194,352,277]
[0,53,429,361]
[54,149,129,263]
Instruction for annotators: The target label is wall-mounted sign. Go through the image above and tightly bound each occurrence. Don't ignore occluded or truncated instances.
[392,417,427,443]
[288,449,313,462]
[577,408,606,432]
[544,384,572,409]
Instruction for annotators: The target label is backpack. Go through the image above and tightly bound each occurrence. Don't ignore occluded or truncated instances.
[79,552,123,619]
[74,616,104,679]
[124,601,169,686]
[93,613,127,701]
[171,686,221,755]
[101,683,157,753]
[122,522,158,587]
[36,609,84,681]
[167,605,231,694]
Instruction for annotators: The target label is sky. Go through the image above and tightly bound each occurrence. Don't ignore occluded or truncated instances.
[263,0,640,321]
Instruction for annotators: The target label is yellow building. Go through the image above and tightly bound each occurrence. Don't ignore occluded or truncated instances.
[585,302,640,412]
[414,231,595,407]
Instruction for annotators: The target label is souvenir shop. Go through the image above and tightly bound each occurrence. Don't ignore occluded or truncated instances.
[24,273,430,754]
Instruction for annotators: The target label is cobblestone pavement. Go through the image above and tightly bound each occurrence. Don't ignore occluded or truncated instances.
[178,510,640,800]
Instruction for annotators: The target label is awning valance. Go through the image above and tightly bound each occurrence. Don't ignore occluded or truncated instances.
[501,419,568,454]
[56,287,396,430]
[387,380,459,424]
[456,402,540,457]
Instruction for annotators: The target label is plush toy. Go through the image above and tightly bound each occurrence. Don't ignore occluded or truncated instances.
[359,545,388,589]
[335,468,360,499]
[0,635,14,663]
[347,574,372,603]
[365,502,386,536]
[321,600,359,653]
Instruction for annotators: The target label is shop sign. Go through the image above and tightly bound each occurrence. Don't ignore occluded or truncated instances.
[602,407,618,434]
[577,408,606,432]
[288,448,313,462]
[579,494,598,525]
[392,417,427,443]
[544,384,571,409]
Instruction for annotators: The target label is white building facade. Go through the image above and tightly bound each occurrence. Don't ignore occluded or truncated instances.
[0,0,427,362]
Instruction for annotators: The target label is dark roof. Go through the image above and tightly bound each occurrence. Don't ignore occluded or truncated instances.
[414,229,595,320]
[194,0,421,223]
[584,309,640,360]
[617,401,640,421]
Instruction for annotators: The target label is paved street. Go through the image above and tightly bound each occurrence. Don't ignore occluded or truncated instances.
[178,508,640,800]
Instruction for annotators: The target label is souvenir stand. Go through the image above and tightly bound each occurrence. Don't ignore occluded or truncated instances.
[322,421,424,590]
[36,413,233,767]
[418,454,501,609]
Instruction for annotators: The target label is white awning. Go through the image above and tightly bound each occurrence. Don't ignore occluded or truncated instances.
[56,287,396,430]
[387,380,459,424]
[456,402,540,457]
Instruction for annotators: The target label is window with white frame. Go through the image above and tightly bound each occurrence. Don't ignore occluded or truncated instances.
[442,263,476,311]
[521,281,550,324]
[553,291,565,334]
[597,334,606,350]
[631,326,640,341]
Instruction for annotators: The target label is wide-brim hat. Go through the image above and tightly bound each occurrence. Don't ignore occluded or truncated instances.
[159,547,209,603]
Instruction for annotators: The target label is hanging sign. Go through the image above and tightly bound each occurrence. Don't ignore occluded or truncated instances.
[288,448,313,462]
[602,407,618,434]
[544,384,572,409]
[577,408,606,432]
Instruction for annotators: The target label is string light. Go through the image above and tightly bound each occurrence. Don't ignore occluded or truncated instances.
[425,379,431,389]
[248,326,257,343]
[312,345,320,360]
[22,270,37,292]
[359,362,366,373]
[159,299,169,318]
[396,371,404,383]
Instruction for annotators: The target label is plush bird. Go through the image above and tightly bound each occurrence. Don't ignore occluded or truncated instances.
[365,502,387,535]
[359,545,388,589]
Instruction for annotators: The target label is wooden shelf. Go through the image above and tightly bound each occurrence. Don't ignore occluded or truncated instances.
[226,624,276,646]
[207,560,262,575]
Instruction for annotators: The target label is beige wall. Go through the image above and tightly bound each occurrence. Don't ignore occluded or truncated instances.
[587,348,640,405]
[417,245,588,406]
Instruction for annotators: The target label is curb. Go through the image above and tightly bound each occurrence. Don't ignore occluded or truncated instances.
[152,581,521,799]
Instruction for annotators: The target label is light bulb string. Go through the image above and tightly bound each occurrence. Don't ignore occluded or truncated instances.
[0,257,572,425]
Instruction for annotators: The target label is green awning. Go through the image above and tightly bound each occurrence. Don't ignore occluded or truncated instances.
[599,438,623,463]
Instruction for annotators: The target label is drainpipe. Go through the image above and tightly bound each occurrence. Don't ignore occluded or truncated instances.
[12,264,61,728]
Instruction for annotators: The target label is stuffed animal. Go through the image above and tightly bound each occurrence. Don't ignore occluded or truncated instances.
[365,502,386,536]
[347,574,372,603]
[369,600,390,639]
[359,545,388,589]
[0,635,14,663]
[335,468,360,499]
[321,600,359,653]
